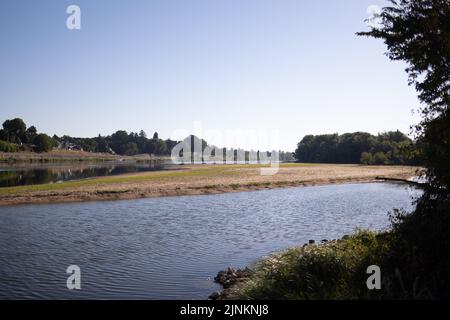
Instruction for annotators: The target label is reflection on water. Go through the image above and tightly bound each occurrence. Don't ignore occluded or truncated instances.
[0,161,168,187]
[0,183,421,299]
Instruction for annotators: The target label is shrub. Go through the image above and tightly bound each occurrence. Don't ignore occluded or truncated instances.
[0,140,19,152]
[225,231,390,300]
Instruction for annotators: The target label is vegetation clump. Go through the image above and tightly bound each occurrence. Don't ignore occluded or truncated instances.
[223,231,389,300]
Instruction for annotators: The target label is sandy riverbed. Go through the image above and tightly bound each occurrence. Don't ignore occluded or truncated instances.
[0,164,420,206]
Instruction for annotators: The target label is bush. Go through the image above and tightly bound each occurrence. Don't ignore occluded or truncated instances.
[0,140,19,152]
[385,193,450,299]
[224,231,390,300]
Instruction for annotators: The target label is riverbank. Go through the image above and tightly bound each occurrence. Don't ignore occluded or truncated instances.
[212,194,446,300]
[0,150,168,163]
[0,163,420,206]
[211,230,389,300]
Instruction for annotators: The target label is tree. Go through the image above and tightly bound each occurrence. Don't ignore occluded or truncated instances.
[358,0,450,298]
[139,130,147,139]
[165,139,179,153]
[294,131,418,165]
[123,142,138,155]
[373,152,389,165]
[0,129,6,141]
[358,0,449,116]
[33,134,54,153]
[360,152,374,165]
[358,0,450,188]
[152,132,159,140]
[110,130,129,155]
[2,118,27,144]
[25,126,37,143]
[153,139,167,154]
[96,134,109,153]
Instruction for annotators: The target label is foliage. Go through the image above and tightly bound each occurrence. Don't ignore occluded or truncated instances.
[25,126,37,143]
[0,140,19,152]
[0,118,56,152]
[52,130,173,156]
[226,231,390,300]
[358,0,450,187]
[419,112,450,189]
[358,0,449,118]
[385,195,450,298]
[0,119,292,159]
[359,1,450,299]
[2,118,27,144]
[33,134,55,153]
[294,131,421,165]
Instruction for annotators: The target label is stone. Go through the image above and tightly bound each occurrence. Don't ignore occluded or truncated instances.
[208,291,221,300]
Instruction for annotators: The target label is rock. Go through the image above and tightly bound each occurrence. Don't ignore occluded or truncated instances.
[342,234,350,240]
[308,239,315,244]
[208,291,221,300]
[214,267,252,289]
[321,239,328,243]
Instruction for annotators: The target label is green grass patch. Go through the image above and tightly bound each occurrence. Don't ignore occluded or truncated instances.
[224,230,391,300]
[0,166,237,195]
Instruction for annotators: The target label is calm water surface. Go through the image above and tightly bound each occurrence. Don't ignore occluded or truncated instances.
[0,183,420,299]
[0,161,169,187]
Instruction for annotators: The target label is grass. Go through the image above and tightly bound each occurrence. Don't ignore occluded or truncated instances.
[0,163,419,205]
[0,150,169,163]
[0,163,320,195]
[222,230,391,300]
[0,165,237,194]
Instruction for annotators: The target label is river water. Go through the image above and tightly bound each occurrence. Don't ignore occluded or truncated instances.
[0,183,420,299]
[0,161,169,187]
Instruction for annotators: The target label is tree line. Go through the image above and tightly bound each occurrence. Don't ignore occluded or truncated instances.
[294,131,423,165]
[54,130,179,156]
[0,118,295,160]
[0,118,180,155]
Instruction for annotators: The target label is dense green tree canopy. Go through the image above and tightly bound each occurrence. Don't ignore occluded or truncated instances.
[294,131,421,165]
[33,134,54,153]
[2,118,27,144]
[0,118,56,152]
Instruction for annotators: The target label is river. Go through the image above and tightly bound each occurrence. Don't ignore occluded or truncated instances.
[0,161,169,187]
[0,182,420,299]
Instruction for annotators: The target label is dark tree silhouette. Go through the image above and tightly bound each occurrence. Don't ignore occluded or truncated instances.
[358,0,450,188]
[359,0,450,298]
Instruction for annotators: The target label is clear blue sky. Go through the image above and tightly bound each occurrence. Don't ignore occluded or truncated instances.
[0,0,420,151]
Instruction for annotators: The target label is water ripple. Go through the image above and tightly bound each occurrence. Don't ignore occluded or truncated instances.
[0,183,420,299]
